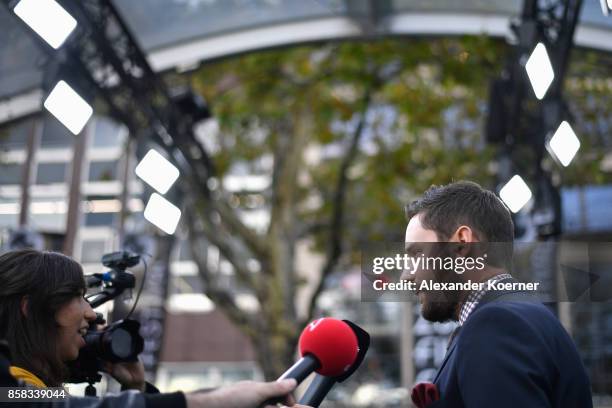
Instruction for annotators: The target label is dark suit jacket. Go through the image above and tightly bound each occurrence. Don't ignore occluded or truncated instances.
[430,286,593,407]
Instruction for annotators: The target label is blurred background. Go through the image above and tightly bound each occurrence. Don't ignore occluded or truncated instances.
[1,0,612,406]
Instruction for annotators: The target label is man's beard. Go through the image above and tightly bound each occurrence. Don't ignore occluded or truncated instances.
[420,244,463,322]
[421,294,459,323]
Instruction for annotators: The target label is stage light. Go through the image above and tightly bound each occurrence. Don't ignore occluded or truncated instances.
[43,81,93,135]
[13,0,77,49]
[499,175,532,213]
[547,121,580,167]
[525,43,555,100]
[601,0,611,16]
[135,149,180,194]
[143,193,181,235]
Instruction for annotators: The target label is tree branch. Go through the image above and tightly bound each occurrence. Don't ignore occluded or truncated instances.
[296,221,329,239]
[209,197,269,258]
[187,199,260,292]
[305,87,372,323]
[265,113,311,322]
[185,206,260,336]
[176,128,270,260]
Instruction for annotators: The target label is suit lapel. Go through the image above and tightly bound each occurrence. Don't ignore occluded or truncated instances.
[432,277,528,385]
[433,329,460,384]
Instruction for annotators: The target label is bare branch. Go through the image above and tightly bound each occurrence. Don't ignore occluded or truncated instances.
[187,199,260,292]
[296,221,329,239]
[185,206,260,336]
[210,197,269,258]
[305,87,372,323]
[176,129,269,260]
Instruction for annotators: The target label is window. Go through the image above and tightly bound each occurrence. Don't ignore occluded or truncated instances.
[84,212,115,227]
[92,117,126,147]
[0,198,19,228]
[0,163,22,185]
[88,161,118,182]
[80,240,106,264]
[219,367,257,383]
[169,275,203,296]
[161,365,259,393]
[0,119,32,150]
[36,162,67,184]
[41,114,73,148]
[177,238,192,261]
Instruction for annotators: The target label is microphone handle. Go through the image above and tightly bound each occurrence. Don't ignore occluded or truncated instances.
[298,374,337,407]
[261,355,320,407]
[278,354,320,383]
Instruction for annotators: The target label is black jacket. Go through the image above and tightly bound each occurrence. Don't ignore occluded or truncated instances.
[431,286,593,407]
[0,340,185,408]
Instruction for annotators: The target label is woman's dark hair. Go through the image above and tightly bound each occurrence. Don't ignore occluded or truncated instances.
[0,249,86,386]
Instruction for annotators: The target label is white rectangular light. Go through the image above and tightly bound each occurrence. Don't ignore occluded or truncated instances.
[43,81,93,135]
[13,0,77,49]
[499,175,532,213]
[144,193,181,235]
[547,121,580,167]
[525,43,555,100]
[134,149,180,194]
[601,0,611,15]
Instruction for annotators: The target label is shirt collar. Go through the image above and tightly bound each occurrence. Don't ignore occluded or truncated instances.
[9,366,47,388]
[458,273,513,326]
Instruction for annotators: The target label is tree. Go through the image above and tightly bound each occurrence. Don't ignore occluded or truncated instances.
[178,36,610,378]
[176,37,503,378]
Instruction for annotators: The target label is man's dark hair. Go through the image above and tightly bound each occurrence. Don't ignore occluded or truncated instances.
[0,249,86,386]
[405,180,514,267]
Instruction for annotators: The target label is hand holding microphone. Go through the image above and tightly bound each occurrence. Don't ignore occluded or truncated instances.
[298,320,370,407]
[263,318,360,406]
[185,379,298,408]
[279,317,360,381]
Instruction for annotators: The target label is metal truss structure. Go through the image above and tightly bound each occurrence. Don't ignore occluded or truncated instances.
[5,0,215,193]
[485,0,584,238]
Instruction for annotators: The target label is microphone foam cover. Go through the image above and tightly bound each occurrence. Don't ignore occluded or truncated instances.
[299,318,359,377]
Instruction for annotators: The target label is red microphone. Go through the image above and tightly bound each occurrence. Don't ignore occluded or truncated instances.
[278,317,359,383]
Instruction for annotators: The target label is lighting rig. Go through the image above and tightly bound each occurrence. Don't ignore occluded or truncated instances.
[486,0,584,238]
[4,0,214,235]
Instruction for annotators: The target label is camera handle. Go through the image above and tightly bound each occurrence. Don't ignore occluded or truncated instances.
[85,270,135,308]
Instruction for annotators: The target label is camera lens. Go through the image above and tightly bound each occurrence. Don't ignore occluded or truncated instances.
[110,328,133,359]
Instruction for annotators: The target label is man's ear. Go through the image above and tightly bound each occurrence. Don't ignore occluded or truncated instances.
[20,296,28,317]
[454,225,474,243]
[452,226,477,256]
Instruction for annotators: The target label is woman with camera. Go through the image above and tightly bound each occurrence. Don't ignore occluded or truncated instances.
[0,248,147,390]
[0,249,297,408]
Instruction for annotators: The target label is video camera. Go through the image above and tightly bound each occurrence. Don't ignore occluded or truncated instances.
[67,251,145,395]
